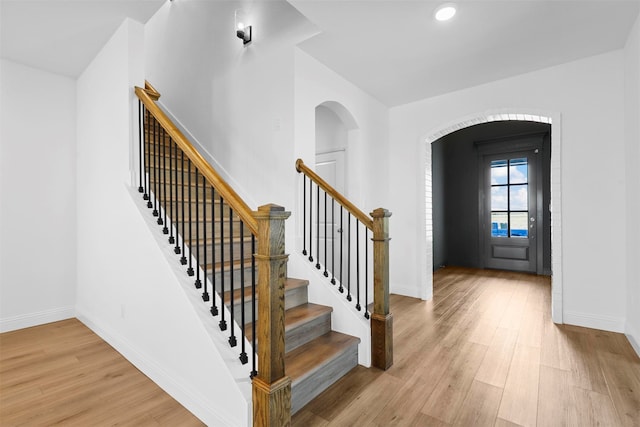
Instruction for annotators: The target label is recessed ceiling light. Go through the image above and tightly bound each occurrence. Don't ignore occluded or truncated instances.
[435,3,457,21]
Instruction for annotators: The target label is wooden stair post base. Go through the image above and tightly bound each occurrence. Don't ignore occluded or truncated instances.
[252,376,292,427]
[371,312,393,370]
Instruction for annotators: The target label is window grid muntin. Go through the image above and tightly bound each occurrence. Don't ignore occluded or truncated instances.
[490,157,529,238]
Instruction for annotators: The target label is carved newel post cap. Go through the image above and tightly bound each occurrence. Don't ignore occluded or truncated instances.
[371,208,392,218]
[258,204,285,213]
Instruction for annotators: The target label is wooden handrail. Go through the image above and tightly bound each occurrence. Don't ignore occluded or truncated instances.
[135,84,258,235]
[295,158,373,230]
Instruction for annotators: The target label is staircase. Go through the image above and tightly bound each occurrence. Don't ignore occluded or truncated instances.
[143,105,360,415]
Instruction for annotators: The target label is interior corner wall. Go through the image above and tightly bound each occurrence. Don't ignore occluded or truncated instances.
[624,15,640,355]
[294,49,390,236]
[389,50,627,332]
[0,59,77,332]
[144,0,318,229]
[75,19,248,426]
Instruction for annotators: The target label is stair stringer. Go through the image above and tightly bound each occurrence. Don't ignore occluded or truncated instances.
[78,187,252,427]
[288,252,372,367]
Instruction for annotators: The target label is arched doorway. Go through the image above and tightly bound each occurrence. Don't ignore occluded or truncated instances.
[314,101,360,282]
[423,111,563,323]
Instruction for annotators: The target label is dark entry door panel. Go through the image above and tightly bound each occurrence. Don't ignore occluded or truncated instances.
[480,147,540,273]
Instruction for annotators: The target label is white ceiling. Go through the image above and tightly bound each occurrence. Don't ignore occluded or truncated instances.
[0,0,165,78]
[290,0,640,106]
[1,0,638,107]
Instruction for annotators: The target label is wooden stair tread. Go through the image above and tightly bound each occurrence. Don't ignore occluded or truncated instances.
[285,331,360,385]
[243,303,331,339]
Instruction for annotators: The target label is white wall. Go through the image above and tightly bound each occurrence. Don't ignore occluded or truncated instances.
[75,19,249,426]
[294,49,389,215]
[624,15,640,355]
[390,50,628,332]
[144,0,317,222]
[0,59,77,331]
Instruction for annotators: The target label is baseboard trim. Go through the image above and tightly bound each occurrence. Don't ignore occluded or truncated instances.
[76,310,244,427]
[563,311,625,333]
[625,322,640,359]
[391,284,424,299]
[0,307,75,333]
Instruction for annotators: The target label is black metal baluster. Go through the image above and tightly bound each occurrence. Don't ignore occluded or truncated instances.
[201,177,209,300]
[168,139,175,244]
[316,184,320,270]
[239,222,248,364]
[347,213,352,302]
[331,198,336,285]
[356,219,361,311]
[144,109,151,204]
[228,207,237,347]
[194,168,201,286]
[138,101,144,194]
[173,145,181,254]
[365,228,370,319]
[219,196,227,331]
[152,118,159,216]
[187,160,194,276]
[323,191,328,277]
[302,175,307,257]
[210,187,218,316]
[308,179,313,263]
[250,236,257,378]
[159,128,167,229]
[180,150,187,265]
[339,206,344,293]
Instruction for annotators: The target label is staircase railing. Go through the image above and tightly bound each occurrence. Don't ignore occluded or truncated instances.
[295,159,393,370]
[135,82,291,425]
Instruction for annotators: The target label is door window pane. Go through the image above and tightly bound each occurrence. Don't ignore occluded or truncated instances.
[509,158,528,184]
[491,212,508,237]
[510,184,528,210]
[491,160,508,185]
[510,212,529,238]
[491,186,508,210]
[489,156,530,239]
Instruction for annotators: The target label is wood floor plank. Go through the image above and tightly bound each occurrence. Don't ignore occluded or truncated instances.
[567,386,622,427]
[325,372,402,426]
[598,350,640,426]
[474,327,518,388]
[452,380,503,426]
[496,343,541,427]
[421,341,488,424]
[537,365,570,426]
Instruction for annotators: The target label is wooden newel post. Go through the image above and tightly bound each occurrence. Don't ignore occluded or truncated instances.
[252,204,292,426]
[371,208,393,370]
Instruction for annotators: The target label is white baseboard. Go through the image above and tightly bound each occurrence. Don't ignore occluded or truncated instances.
[76,310,242,427]
[625,322,640,359]
[0,306,75,333]
[563,311,625,333]
[391,284,424,300]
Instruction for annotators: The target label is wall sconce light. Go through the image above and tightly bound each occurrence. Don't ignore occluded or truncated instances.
[235,9,252,45]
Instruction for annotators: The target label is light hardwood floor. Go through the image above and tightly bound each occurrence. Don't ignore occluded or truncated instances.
[293,267,640,427]
[0,319,204,426]
[2,268,639,426]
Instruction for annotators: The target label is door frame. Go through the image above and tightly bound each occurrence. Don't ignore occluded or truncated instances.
[476,134,545,274]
